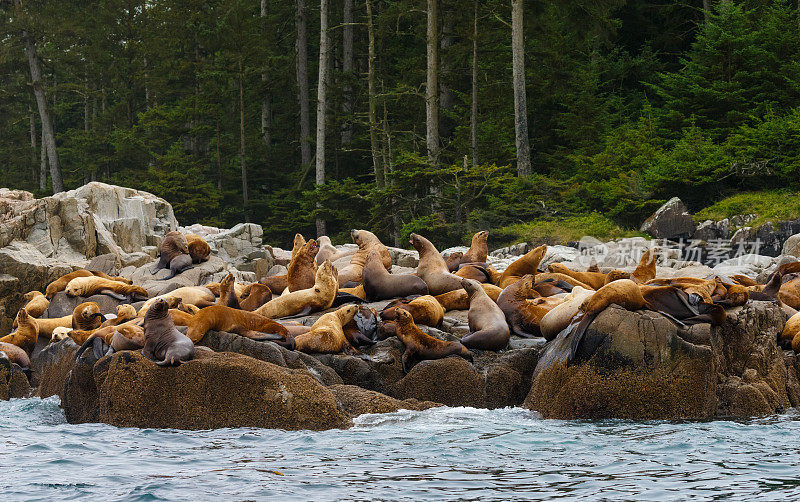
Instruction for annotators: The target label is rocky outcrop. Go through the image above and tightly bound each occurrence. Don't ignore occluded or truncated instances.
[63,350,352,430]
[329,384,440,417]
[525,302,793,419]
[640,197,696,240]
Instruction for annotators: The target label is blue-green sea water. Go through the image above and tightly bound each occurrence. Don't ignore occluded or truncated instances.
[1,397,799,501]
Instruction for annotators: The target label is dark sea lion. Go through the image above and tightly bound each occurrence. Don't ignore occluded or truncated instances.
[151,231,190,274]
[160,253,193,280]
[363,250,428,301]
[216,273,241,309]
[288,238,320,292]
[640,285,726,327]
[495,245,547,289]
[294,305,360,354]
[142,298,195,366]
[343,306,379,346]
[186,305,291,345]
[186,234,211,263]
[0,342,31,369]
[338,229,392,286]
[749,272,782,301]
[454,264,492,283]
[238,283,273,311]
[393,309,472,373]
[533,278,573,297]
[460,279,510,351]
[410,233,463,295]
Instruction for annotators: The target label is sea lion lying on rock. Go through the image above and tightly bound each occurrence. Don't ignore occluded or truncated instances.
[65,276,148,301]
[46,270,131,299]
[294,305,360,355]
[363,250,428,301]
[393,309,472,373]
[255,260,339,319]
[186,305,292,345]
[186,234,211,263]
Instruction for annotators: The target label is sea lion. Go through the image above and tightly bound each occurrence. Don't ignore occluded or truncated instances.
[159,253,193,280]
[291,233,306,259]
[647,277,717,304]
[363,250,428,301]
[186,234,211,263]
[34,315,73,338]
[315,235,356,265]
[294,305,361,354]
[65,276,148,301]
[72,302,106,331]
[342,306,380,347]
[51,326,72,343]
[462,231,489,264]
[381,295,445,328]
[238,283,273,311]
[532,272,593,290]
[604,270,632,285]
[12,291,49,329]
[454,264,492,283]
[288,238,320,292]
[393,309,472,373]
[410,233,464,295]
[496,274,559,338]
[254,260,339,319]
[259,274,289,295]
[73,320,146,360]
[731,274,758,287]
[0,309,39,355]
[781,311,800,351]
[460,278,510,351]
[216,273,241,309]
[434,283,503,311]
[539,286,594,341]
[339,284,367,299]
[547,263,606,290]
[533,278,573,297]
[445,252,464,272]
[137,286,215,315]
[495,245,547,289]
[45,270,131,299]
[141,299,195,366]
[151,231,189,273]
[631,250,657,284]
[640,285,726,326]
[206,281,248,298]
[68,304,139,343]
[779,275,800,310]
[0,342,31,369]
[337,229,392,285]
[185,305,291,345]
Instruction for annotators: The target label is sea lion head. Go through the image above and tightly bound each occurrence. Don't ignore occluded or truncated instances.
[315,260,338,293]
[472,231,488,245]
[304,238,319,256]
[318,235,332,246]
[461,278,481,298]
[393,308,414,327]
[24,291,43,301]
[548,263,570,275]
[408,233,434,255]
[351,229,378,248]
[337,304,360,324]
[145,298,170,321]
[220,273,235,289]
[51,326,71,342]
[73,302,104,330]
[64,279,84,297]
[518,274,536,295]
[116,304,137,320]
[164,296,183,310]
[15,307,30,325]
[605,270,631,285]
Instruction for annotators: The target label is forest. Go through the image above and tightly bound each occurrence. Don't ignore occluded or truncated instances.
[2,0,800,248]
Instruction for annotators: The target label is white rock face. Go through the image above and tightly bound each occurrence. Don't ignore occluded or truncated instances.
[784,234,800,257]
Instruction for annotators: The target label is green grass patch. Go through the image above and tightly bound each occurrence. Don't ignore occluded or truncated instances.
[694,190,800,227]
[494,213,645,247]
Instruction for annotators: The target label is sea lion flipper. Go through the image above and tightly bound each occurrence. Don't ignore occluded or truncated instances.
[99,289,128,301]
[74,335,96,362]
[92,337,114,360]
[249,331,286,341]
[280,307,313,320]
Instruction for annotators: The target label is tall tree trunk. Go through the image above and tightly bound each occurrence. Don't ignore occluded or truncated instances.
[39,126,47,191]
[511,0,531,177]
[425,0,440,168]
[439,5,455,138]
[24,32,64,193]
[383,100,398,246]
[703,0,710,22]
[315,0,330,237]
[296,0,312,169]
[29,106,37,174]
[216,119,223,191]
[261,0,272,150]
[341,0,354,145]
[366,0,383,188]
[239,59,249,223]
[471,0,479,168]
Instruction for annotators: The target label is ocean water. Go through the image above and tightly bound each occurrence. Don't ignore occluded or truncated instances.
[1,398,799,501]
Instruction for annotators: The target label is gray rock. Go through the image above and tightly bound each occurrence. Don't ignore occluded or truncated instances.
[640,197,696,240]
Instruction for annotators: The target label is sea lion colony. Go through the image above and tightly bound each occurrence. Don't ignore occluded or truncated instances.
[1,229,799,377]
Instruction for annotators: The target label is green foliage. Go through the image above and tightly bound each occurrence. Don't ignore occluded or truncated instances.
[495,213,645,247]
[694,191,800,229]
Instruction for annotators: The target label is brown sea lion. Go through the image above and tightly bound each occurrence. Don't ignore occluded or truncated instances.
[291,233,307,259]
[0,309,39,355]
[294,305,360,354]
[393,309,472,373]
[462,231,489,264]
[779,275,800,311]
[460,279,509,351]
[631,250,657,284]
[137,286,215,315]
[539,286,594,341]
[454,264,492,283]
[65,276,148,301]
[68,304,138,343]
[0,341,31,369]
[434,283,503,311]
[647,277,717,305]
[410,233,464,295]
[533,272,594,290]
[34,315,73,339]
[151,230,190,274]
[604,270,632,285]
[206,281,248,298]
[45,270,131,299]
[186,305,291,345]
[731,274,758,287]
[141,299,195,366]
[338,229,392,286]
[72,302,106,331]
[363,250,428,301]
[781,311,800,351]
[547,263,606,290]
[445,252,464,272]
[339,284,367,299]
[254,260,339,319]
[186,233,211,263]
[259,274,289,295]
[288,239,320,292]
[216,273,241,309]
[381,295,445,328]
[496,274,558,338]
[495,245,547,289]
[238,283,273,311]
[73,320,146,360]
[12,291,49,329]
